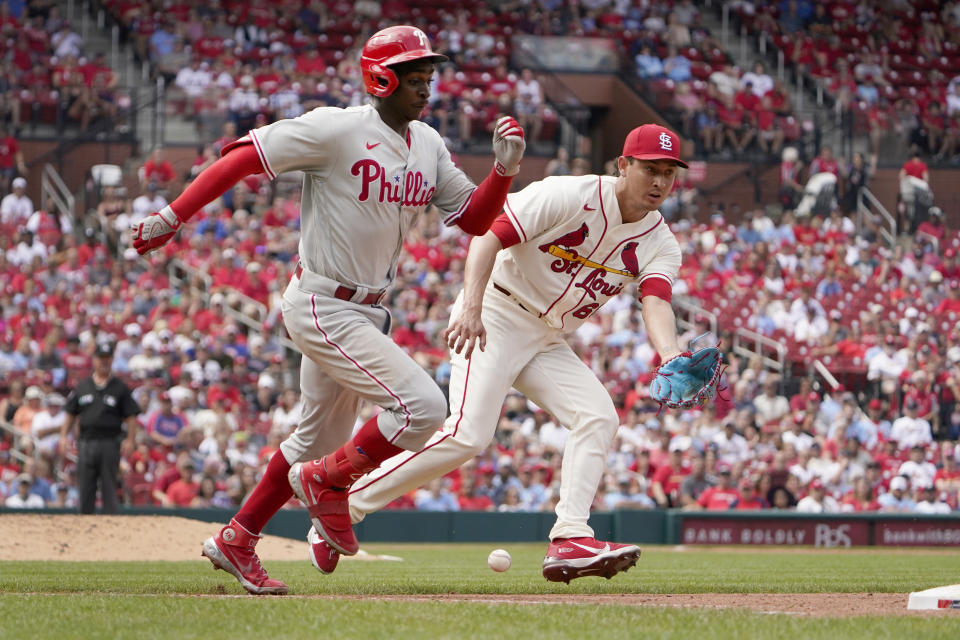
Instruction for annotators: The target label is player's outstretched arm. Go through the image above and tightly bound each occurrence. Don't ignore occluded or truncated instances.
[455,116,526,236]
[443,231,502,359]
[640,295,683,362]
[130,144,265,255]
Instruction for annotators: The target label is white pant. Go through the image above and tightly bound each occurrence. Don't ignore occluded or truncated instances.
[278,269,447,464]
[349,284,619,540]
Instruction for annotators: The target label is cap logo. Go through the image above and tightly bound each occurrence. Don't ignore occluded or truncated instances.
[659,132,673,151]
[413,29,428,48]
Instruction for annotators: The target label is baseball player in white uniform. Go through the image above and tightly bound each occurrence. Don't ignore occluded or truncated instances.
[130,26,525,595]
[309,123,689,583]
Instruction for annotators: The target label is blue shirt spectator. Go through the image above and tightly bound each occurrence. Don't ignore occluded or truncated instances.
[604,485,656,510]
[635,47,665,79]
[857,80,880,106]
[878,477,917,511]
[816,276,842,298]
[194,216,229,240]
[664,51,692,83]
[149,27,178,61]
[778,0,807,33]
[414,479,460,511]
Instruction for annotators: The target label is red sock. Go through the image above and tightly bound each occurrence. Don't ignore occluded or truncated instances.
[322,416,403,488]
[353,415,405,462]
[233,450,292,534]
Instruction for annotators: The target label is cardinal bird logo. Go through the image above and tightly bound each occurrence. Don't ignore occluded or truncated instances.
[538,222,589,254]
[620,242,640,276]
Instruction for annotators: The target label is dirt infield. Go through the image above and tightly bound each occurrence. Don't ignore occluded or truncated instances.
[256,592,944,617]
[0,514,307,562]
[2,515,954,617]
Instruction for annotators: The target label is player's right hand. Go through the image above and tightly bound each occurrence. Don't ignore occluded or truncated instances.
[131,206,182,255]
[443,306,486,359]
[492,116,525,176]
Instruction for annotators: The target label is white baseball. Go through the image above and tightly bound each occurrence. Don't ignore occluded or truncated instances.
[487,548,511,572]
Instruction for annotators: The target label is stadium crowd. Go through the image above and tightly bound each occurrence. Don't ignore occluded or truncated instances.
[733,0,960,164]
[1,0,960,519]
[0,0,127,138]
[2,138,960,516]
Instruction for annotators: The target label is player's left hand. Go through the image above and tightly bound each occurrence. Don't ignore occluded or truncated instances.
[443,306,486,359]
[131,206,182,255]
[492,116,525,177]
[649,346,723,409]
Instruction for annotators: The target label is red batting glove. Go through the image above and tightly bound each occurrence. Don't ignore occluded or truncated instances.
[131,206,182,255]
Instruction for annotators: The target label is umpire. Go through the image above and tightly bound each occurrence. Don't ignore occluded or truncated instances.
[60,342,141,514]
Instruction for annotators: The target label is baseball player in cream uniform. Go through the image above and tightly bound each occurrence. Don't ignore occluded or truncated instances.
[131,26,525,594]
[307,124,689,583]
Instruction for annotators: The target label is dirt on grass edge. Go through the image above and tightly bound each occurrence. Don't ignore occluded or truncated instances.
[2,515,956,617]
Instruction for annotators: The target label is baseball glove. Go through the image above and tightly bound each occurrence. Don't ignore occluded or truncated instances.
[649,347,723,409]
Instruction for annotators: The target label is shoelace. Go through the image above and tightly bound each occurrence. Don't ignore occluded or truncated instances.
[237,547,270,582]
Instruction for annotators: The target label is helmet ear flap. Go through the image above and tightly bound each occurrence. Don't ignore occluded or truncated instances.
[363,61,399,97]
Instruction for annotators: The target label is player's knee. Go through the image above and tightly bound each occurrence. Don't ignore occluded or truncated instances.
[411,386,448,430]
[577,407,619,436]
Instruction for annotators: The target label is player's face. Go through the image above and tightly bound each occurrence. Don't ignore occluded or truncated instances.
[383,61,435,123]
[619,158,678,212]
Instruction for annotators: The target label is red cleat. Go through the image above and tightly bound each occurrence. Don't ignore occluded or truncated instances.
[307,528,341,574]
[288,460,359,555]
[541,537,641,584]
[201,519,288,595]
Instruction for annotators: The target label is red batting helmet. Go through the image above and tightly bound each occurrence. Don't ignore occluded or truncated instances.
[360,26,447,97]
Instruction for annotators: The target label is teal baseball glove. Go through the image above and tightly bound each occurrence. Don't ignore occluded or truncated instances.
[649,347,723,409]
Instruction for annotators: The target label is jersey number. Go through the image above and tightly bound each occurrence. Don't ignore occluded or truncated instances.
[572,303,599,319]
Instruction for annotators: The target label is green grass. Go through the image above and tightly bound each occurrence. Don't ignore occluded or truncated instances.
[1,545,959,639]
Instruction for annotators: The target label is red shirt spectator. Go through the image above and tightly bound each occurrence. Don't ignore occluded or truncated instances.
[487,65,515,98]
[20,64,51,92]
[833,338,868,359]
[935,283,960,314]
[151,463,181,504]
[254,70,281,94]
[165,476,199,506]
[764,86,790,114]
[734,478,768,509]
[934,466,960,490]
[916,209,946,243]
[195,35,225,61]
[793,219,821,245]
[900,154,929,181]
[0,134,21,172]
[719,103,749,128]
[143,153,176,187]
[734,495,767,509]
[734,88,761,112]
[840,493,880,512]
[756,109,776,131]
[458,493,494,510]
[697,485,741,510]
[207,382,242,410]
[651,452,690,506]
[808,146,839,177]
[296,50,326,76]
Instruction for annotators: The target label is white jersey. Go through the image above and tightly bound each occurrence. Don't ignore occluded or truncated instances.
[495,174,681,331]
[247,104,476,290]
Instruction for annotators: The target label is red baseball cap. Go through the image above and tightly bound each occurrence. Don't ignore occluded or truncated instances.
[622,124,688,168]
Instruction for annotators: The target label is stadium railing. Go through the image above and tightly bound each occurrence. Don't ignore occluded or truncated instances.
[857,187,897,249]
[732,327,787,377]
